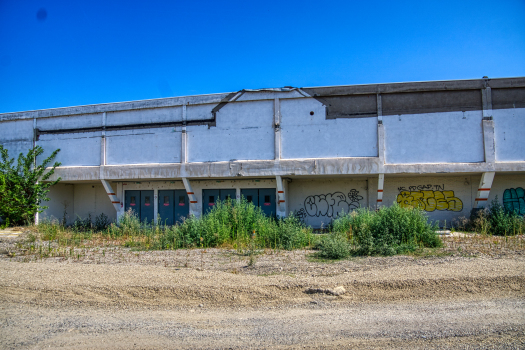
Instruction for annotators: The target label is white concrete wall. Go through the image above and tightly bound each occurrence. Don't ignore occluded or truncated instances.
[0,119,34,159]
[37,132,101,166]
[280,98,378,159]
[106,127,181,165]
[493,108,525,162]
[383,175,474,225]
[73,183,117,222]
[483,174,525,215]
[107,106,183,126]
[37,114,102,130]
[188,100,274,162]
[40,183,75,224]
[383,111,484,164]
[287,178,369,228]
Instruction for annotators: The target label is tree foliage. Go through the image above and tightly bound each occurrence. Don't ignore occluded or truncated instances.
[0,146,61,226]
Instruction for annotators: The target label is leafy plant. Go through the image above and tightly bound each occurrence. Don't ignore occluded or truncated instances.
[0,145,61,226]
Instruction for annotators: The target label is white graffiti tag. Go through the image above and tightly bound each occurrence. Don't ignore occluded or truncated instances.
[302,190,363,218]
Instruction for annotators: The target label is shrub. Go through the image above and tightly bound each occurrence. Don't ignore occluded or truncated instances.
[315,232,351,259]
[0,145,61,226]
[331,204,441,256]
[469,198,524,236]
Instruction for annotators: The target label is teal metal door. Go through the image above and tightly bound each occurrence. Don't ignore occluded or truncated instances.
[258,188,276,217]
[220,189,236,202]
[174,190,189,223]
[125,190,141,218]
[202,189,220,214]
[140,190,154,223]
[240,189,258,205]
[158,190,174,225]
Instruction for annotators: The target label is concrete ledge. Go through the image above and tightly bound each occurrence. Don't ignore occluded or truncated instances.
[46,159,525,182]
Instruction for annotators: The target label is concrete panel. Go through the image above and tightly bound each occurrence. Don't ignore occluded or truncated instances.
[37,132,101,166]
[73,183,117,222]
[288,178,368,228]
[40,183,75,225]
[186,104,214,121]
[493,108,525,162]
[383,175,474,225]
[107,106,183,126]
[106,127,181,165]
[37,114,102,130]
[0,119,33,142]
[1,141,34,160]
[281,98,378,159]
[383,111,484,164]
[188,100,274,162]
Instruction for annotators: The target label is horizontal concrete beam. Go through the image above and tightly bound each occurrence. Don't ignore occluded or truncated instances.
[44,159,525,182]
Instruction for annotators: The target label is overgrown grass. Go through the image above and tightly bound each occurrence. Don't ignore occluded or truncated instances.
[316,204,442,257]
[37,199,313,251]
[464,198,525,236]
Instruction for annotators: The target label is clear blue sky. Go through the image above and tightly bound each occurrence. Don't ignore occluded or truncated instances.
[1,0,524,113]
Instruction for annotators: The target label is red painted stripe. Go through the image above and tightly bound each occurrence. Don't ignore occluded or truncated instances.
[278,191,284,193]
[478,188,491,191]
[190,201,197,203]
[279,200,285,203]
[107,193,115,195]
[377,199,383,202]
[187,192,194,195]
[111,201,120,204]
[377,189,383,192]
[475,198,488,201]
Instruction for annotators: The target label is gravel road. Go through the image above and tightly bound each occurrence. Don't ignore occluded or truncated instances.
[1,239,524,349]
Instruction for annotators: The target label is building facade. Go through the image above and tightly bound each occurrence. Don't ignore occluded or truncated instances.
[1,77,524,227]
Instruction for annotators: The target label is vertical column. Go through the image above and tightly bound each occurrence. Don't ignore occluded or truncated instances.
[101,112,106,166]
[482,87,496,164]
[153,188,159,224]
[33,117,39,225]
[181,103,187,163]
[274,98,281,160]
[116,182,124,221]
[276,175,286,217]
[377,174,384,209]
[182,177,199,217]
[474,172,496,209]
[377,94,385,167]
[235,188,241,202]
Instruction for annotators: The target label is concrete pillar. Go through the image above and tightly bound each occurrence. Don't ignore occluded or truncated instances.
[377,94,385,168]
[181,103,187,163]
[474,172,496,209]
[182,177,199,217]
[116,182,124,221]
[101,180,121,212]
[153,188,158,224]
[482,87,496,164]
[377,174,384,209]
[274,98,281,160]
[276,175,286,217]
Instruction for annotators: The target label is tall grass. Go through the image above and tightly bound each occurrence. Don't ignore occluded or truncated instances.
[318,204,441,257]
[37,199,312,251]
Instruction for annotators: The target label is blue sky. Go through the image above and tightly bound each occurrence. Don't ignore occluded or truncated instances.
[1,0,524,113]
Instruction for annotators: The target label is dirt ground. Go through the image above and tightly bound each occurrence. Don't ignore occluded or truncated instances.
[1,232,524,349]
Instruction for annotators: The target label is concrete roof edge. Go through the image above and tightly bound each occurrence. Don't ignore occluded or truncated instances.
[2,77,524,122]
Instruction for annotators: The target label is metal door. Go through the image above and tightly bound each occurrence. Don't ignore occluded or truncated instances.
[202,189,220,214]
[125,190,141,218]
[174,190,189,223]
[258,188,276,217]
[158,190,174,225]
[220,189,236,202]
[240,189,258,205]
[140,190,154,223]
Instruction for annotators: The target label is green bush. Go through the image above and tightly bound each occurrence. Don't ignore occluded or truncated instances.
[331,204,441,256]
[470,198,524,236]
[0,145,61,226]
[315,232,351,259]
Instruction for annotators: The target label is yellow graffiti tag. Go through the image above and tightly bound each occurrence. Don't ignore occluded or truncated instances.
[396,190,463,212]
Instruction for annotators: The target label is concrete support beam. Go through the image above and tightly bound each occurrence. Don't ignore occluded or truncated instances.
[181,103,187,163]
[116,182,124,221]
[101,179,121,212]
[474,172,496,209]
[153,188,158,224]
[274,98,281,160]
[377,173,384,209]
[276,175,286,217]
[482,118,496,165]
[182,177,199,217]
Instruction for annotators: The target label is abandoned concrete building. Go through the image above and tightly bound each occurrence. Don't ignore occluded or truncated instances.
[0,77,524,228]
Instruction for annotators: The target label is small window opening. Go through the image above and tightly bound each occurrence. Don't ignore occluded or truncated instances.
[179,196,185,206]
[209,196,215,205]
[145,196,151,206]
[264,195,271,203]
[247,195,253,203]
[163,196,170,206]
[130,196,136,206]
